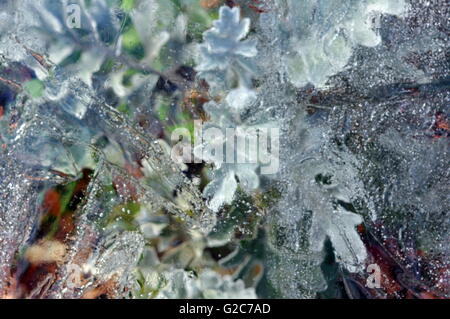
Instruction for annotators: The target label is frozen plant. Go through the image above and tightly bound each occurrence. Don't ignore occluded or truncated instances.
[282,0,407,88]
[195,8,279,211]
[0,0,449,300]
[196,6,258,94]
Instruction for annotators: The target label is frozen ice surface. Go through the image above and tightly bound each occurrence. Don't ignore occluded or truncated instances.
[0,0,449,298]
[255,0,449,298]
